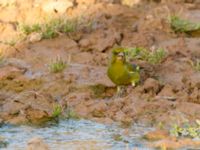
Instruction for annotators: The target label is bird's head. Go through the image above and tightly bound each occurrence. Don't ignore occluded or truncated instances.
[111,47,126,63]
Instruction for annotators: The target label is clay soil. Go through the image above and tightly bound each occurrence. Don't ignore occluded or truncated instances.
[0,0,200,141]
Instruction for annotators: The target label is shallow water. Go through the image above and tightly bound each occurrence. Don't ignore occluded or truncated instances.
[0,119,154,150]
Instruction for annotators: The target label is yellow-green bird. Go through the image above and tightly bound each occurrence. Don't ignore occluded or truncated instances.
[107,47,140,96]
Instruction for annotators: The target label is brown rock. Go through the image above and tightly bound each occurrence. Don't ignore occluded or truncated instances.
[29,33,42,43]
[90,101,107,112]
[72,52,93,64]
[158,84,175,97]
[42,0,73,14]
[2,101,26,115]
[13,92,55,114]
[26,108,50,124]
[89,101,107,118]
[0,90,55,125]
[157,84,176,101]
[92,110,105,118]
[6,58,30,70]
[121,0,141,7]
[7,115,28,125]
[79,39,91,48]
[189,87,200,104]
[114,110,126,121]
[26,137,50,150]
[144,130,169,141]
[74,102,89,117]
[79,29,121,52]
[0,66,23,80]
[143,78,160,94]
[152,138,200,150]
[65,92,91,107]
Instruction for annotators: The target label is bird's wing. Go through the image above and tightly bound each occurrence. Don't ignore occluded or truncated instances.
[126,63,140,73]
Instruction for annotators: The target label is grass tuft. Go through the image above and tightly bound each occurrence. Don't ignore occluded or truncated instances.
[51,104,62,118]
[66,109,79,119]
[3,40,17,46]
[170,120,200,138]
[169,15,200,33]
[20,24,42,35]
[49,57,67,73]
[125,47,167,64]
[18,18,82,39]
[189,59,200,72]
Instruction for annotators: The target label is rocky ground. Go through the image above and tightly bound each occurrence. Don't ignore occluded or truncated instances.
[0,0,200,149]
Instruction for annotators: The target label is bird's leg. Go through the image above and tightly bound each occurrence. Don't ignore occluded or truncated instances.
[117,86,121,96]
[115,85,126,98]
[131,81,136,87]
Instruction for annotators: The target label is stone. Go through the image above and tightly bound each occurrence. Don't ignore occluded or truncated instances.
[2,101,25,115]
[121,0,141,7]
[79,29,121,52]
[157,84,176,101]
[26,137,50,150]
[7,115,28,125]
[143,78,160,94]
[6,58,30,70]
[144,130,169,141]
[42,0,73,14]
[0,66,23,80]
[29,33,42,43]
[152,138,200,150]
[79,39,91,48]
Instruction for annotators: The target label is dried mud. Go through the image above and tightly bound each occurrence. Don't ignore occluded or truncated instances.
[0,1,200,148]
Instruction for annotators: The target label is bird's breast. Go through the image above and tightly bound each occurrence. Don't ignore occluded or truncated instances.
[107,63,131,85]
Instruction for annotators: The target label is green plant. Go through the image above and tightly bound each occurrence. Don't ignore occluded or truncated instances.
[4,40,17,46]
[52,104,62,118]
[49,57,67,73]
[170,120,200,138]
[41,18,61,39]
[0,55,4,66]
[148,48,167,64]
[169,15,200,33]
[124,47,167,64]
[20,24,42,35]
[190,59,200,72]
[18,18,80,39]
[66,109,79,119]
[62,19,78,33]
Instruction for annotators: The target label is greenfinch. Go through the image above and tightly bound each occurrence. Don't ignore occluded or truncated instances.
[107,47,140,95]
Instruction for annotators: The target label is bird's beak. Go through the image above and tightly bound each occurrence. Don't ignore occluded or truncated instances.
[116,52,124,60]
[118,52,124,57]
